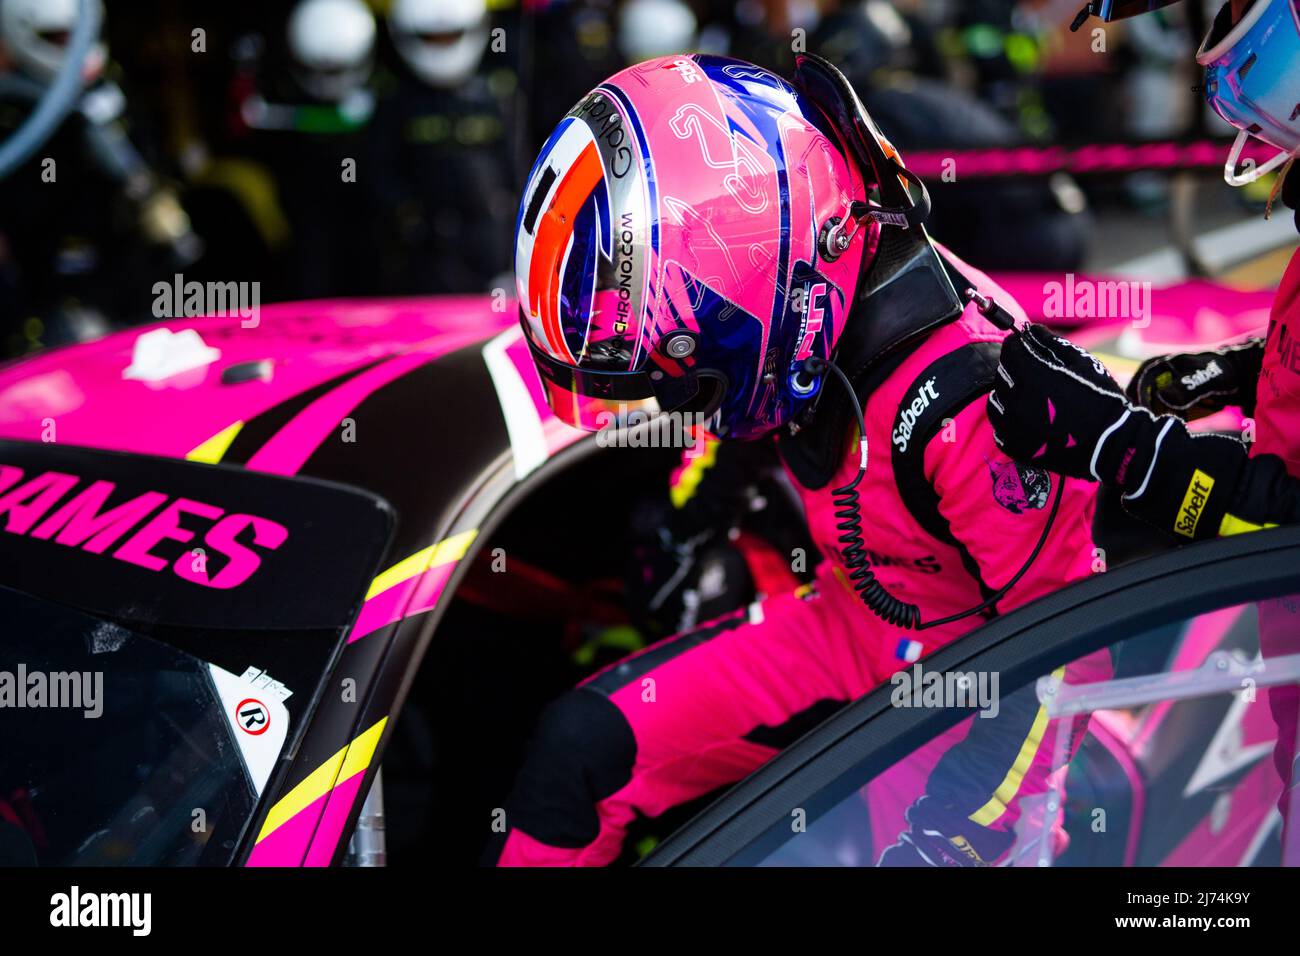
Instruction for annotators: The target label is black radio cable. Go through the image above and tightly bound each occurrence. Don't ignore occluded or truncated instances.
[801,355,1064,630]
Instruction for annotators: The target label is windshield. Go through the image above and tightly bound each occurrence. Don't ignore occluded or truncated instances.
[753,596,1300,867]
[0,440,398,867]
[0,587,259,866]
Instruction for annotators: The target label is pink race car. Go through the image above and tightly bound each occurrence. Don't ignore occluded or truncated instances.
[0,280,1296,867]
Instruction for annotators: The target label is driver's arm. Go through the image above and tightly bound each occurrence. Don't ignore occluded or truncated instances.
[875,395,1112,867]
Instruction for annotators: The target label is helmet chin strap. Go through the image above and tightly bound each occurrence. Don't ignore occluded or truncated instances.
[1224,129,1295,187]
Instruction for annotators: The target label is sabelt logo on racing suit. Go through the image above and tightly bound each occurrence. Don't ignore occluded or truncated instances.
[0,465,288,588]
[1174,469,1215,538]
[892,377,940,454]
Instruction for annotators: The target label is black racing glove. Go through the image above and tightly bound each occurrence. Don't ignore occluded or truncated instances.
[988,323,1159,486]
[987,324,1297,540]
[1126,339,1265,419]
[878,796,1015,867]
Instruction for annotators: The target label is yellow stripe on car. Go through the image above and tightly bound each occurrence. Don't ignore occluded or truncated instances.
[186,421,245,464]
[256,717,388,843]
[365,529,478,600]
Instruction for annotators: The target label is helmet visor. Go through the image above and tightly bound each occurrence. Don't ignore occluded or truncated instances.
[525,331,700,432]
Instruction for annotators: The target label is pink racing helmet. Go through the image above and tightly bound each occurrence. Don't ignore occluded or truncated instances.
[514,54,929,440]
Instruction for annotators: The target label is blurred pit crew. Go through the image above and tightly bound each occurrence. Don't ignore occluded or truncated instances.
[616,0,699,63]
[713,0,824,75]
[368,0,520,293]
[529,0,698,147]
[527,0,624,145]
[811,0,1090,272]
[988,0,1300,820]
[234,0,383,298]
[492,54,1110,867]
[0,0,199,355]
[287,0,377,104]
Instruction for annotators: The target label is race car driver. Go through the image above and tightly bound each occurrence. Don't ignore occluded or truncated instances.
[491,53,1110,867]
[988,0,1300,816]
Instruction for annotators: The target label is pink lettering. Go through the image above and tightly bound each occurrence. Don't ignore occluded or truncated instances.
[0,464,24,496]
[0,470,79,534]
[30,480,168,553]
[114,497,224,571]
[4,465,287,588]
[176,513,288,589]
[796,282,828,361]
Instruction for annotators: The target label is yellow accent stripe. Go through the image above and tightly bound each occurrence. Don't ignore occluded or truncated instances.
[365,529,478,600]
[337,717,387,783]
[186,421,245,464]
[256,717,388,843]
[968,666,1067,828]
[1220,513,1278,537]
[669,438,719,509]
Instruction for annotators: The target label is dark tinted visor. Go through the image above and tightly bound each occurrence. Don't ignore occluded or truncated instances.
[525,331,700,432]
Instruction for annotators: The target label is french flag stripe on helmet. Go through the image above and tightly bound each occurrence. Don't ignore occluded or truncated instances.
[517,120,606,364]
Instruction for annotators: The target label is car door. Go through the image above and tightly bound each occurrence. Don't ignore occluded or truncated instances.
[642,524,1300,867]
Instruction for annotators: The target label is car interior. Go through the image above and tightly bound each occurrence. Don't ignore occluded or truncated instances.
[377,437,1288,867]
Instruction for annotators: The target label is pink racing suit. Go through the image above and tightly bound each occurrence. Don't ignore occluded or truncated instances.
[495,256,1109,866]
[1253,246,1300,813]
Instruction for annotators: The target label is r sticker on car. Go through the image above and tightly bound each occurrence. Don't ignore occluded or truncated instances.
[209,665,290,795]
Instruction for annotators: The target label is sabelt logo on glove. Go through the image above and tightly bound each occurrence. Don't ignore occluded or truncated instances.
[947,835,988,865]
[1180,360,1224,390]
[1175,469,1216,538]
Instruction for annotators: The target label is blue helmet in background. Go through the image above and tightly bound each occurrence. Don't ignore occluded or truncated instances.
[1080,0,1299,186]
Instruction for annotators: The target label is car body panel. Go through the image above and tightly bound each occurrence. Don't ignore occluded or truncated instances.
[0,296,591,866]
[0,276,1278,864]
